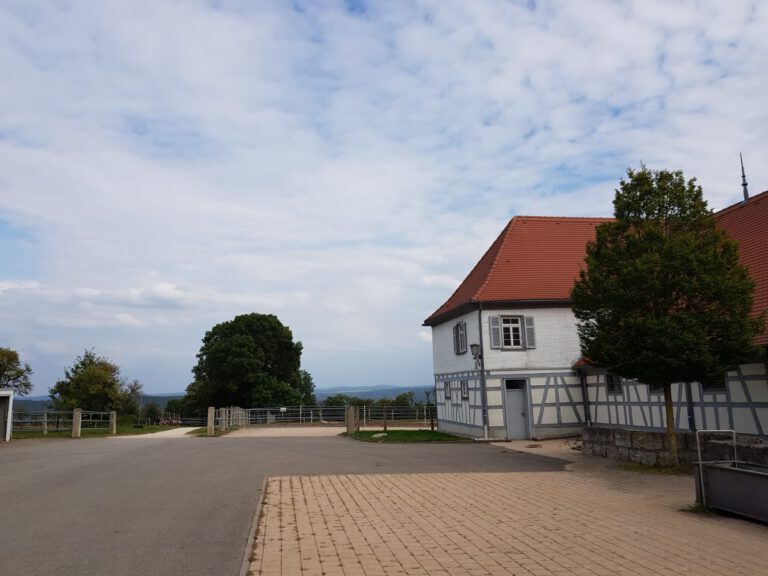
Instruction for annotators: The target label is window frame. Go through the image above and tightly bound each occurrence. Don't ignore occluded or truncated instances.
[460,380,469,400]
[606,374,623,395]
[702,378,726,392]
[444,381,451,404]
[489,315,535,350]
[453,321,467,355]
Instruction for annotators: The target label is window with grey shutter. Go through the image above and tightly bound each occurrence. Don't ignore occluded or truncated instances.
[524,316,536,349]
[489,316,501,348]
[453,322,467,354]
[444,381,451,403]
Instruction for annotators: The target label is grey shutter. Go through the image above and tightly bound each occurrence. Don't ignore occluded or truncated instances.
[489,316,501,348]
[452,324,459,354]
[524,316,536,349]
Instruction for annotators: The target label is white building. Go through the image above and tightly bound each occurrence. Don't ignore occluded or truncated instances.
[425,192,768,440]
[423,216,610,440]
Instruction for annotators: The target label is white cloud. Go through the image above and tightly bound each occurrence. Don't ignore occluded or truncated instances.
[1,0,767,394]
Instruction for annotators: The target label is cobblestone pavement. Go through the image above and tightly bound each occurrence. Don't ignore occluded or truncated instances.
[248,441,768,576]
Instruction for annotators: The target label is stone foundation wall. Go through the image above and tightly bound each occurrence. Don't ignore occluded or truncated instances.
[582,426,768,466]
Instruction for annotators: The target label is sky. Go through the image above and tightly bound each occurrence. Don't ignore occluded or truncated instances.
[1,0,767,397]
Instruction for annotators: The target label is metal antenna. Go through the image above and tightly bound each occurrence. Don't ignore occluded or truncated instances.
[740,153,749,201]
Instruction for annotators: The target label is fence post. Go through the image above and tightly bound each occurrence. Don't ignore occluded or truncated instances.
[72,408,82,438]
[43,411,48,436]
[346,406,360,434]
[383,406,388,432]
[109,411,117,435]
[207,406,215,437]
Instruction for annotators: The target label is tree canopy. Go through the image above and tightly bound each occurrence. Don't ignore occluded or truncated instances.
[0,347,34,396]
[49,349,142,413]
[186,313,315,411]
[571,166,764,459]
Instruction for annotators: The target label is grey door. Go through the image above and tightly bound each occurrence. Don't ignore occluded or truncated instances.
[504,379,528,439]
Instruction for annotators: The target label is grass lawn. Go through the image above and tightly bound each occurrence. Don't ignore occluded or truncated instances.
[347,429,470,443]
[187,426,239,437]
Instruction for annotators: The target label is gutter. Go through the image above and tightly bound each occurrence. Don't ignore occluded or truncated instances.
[473,300,489,440]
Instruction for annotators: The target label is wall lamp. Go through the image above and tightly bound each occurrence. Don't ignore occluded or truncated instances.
[470,343,482,368]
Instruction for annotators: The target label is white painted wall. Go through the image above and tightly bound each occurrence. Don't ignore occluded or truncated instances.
[431,306,581,375]
[481,307,581,371]
[431,310,480,375]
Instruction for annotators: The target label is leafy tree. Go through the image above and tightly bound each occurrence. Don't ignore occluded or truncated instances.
[572,166,764,462]
[143,402,162,424]
[0,347,33,396]
[49,349,143,413]
[165,397,192,417]
[186,313,314,410]
[322,393,369,406]
[391,391,415,407]
[298,369,317,405]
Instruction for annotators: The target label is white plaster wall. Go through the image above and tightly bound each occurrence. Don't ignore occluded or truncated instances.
[431,306,581,375]
[480,307,582,371]
[431,310,481,374]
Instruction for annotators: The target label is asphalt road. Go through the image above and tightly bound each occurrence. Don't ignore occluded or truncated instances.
[0,432,566,576]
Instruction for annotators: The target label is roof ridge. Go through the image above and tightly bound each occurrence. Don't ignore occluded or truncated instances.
[511,215,614,221]
[716,189,768,217]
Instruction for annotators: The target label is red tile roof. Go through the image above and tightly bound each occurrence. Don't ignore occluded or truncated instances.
[425,193,768,344]
[423,216,611,325]
[715,190,768,345]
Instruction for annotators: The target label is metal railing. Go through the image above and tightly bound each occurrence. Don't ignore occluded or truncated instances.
[12,410,111,434]
[235,405,436,427]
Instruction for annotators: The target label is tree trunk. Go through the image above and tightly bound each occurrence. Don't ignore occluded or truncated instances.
[663,382,678,464]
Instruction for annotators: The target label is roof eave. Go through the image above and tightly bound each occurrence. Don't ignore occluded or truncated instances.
[423,298,573,327]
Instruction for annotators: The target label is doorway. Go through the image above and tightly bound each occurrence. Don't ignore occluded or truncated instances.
[0,395,9,442]
[504,379,528,439]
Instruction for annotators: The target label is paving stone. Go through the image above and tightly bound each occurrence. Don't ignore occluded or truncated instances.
[248,444,768,576]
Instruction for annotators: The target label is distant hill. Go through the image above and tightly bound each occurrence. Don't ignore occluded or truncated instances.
[12,393,185,412]
[10,386,434,411]
[314,384,433,402]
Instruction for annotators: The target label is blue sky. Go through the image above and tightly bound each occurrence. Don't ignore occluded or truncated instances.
[1,0,767,396]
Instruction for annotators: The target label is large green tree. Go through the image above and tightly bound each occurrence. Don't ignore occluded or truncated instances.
[571,166,763,462]
[49,349,143,413]
[186,313,315,410]
[0,347,33,396]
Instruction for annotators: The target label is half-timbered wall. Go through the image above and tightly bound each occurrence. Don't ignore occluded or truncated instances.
[432,306,586,439]
[586,362,768,436]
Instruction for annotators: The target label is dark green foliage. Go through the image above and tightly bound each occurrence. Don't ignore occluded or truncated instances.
[186,313,314,410]
[142,402,162,423]
[391,391,415,406]
[572,166,764,461]
[572,166,763,388]
[164,397,193,417]
[0,347,33,396]
[49,349,143,413]
[323,393,370,406]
